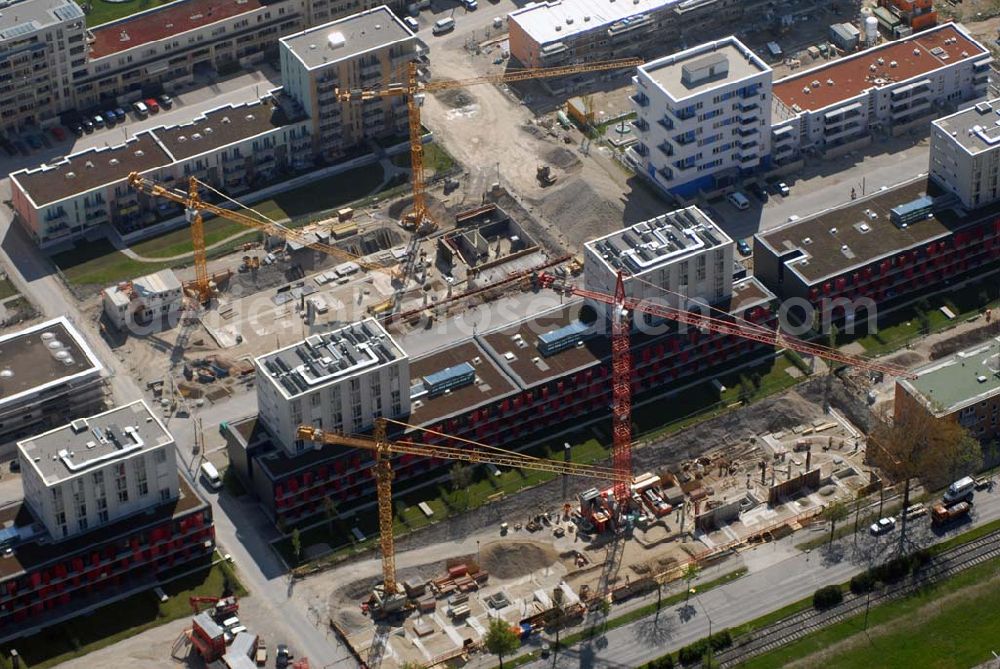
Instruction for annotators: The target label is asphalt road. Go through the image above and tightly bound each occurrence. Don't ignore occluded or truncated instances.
[516,485,1000,669]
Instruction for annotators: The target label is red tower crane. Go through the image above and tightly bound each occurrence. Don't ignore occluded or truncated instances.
[537,270,917,513]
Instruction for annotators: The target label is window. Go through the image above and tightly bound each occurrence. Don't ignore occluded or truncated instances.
[311,393,321,407]
[155,449,167,464]
[78,518,88,531]
[98,509,109,523]
[160,489,172,502]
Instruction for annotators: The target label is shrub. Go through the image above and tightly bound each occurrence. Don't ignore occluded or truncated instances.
[785,350,811,375]
[881,556,912,583]
[677,632,731,665]
[850,571,876,594]
[813,585,843,610]
[709,629,733,651]
[647,655,675,669]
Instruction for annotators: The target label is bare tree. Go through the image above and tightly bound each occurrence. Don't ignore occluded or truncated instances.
[822,500,849,545]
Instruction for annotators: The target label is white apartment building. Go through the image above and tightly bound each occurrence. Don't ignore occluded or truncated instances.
[10,94,311,247]
[17,401,179,540]
[627,37,772,200]
[255,319,410,454]
[583,206,735,314]
[101,269,184,330]
[279,6,421,161]
[929,98,1000,210]
[770,23,990,166]
[0,0,87,133]
[0,317,104,448]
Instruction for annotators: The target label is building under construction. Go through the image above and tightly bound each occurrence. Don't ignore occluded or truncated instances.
[224,210,776,526]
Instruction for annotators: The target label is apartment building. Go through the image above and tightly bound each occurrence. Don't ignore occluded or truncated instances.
[929,98,1000,210]
[254,318,410,455]
[0,402,212,638]
[10,93,311,247]
[583,206,734,308]
[507,0,744,72]
[770,23,990,166]
[627,37,772,199]
[0,317,104,448]
[0,0,87,133]
[101,269,184,330]
[279,6,420,161]
[895,338,1000,443]
[18,401,180,540]
[752,178,1000,321]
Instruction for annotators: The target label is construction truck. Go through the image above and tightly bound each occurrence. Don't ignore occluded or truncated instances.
[189,595,239,620]
[537,165,558,186]
[931,501,971,527]
[190,612,227,662]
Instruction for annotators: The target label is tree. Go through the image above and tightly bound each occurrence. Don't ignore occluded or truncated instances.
[484,617,519,669]
[323,496,338,534]
[681,563,701,602]
[450,462,473,491]
[870,406,983,552]
[291,528,302,565]
[822,500,849,545]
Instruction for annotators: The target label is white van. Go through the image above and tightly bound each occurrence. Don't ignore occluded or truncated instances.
[432,17,455,34]
[943,476,975,505]
[200,462,223,491]
[727,191,750,211]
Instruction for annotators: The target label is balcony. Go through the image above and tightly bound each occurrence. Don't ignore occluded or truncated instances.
[736,125,758,137]
[658,117,674,131]
[673,131,696,146]
[633,142,649,157]
[633,117,649,132]
[657,141,673,157]
[630,91,649,107]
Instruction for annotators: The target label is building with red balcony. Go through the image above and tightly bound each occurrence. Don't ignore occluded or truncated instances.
[753,177,1000,325]
[0,402,214,639]
[224,277,776,527]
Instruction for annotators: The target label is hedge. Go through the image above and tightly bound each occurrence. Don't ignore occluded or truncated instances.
[812,585,844,610]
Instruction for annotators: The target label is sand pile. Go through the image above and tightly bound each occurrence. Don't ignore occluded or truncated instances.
[481,541,558,579]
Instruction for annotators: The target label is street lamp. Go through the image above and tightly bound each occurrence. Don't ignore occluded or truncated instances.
[691,588,714,651]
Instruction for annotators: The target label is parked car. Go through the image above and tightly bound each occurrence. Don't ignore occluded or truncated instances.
[145,98,160,113]
[69,123,84,137]
[50,126,66,141]
[157,93,173,109]
[462,0,478,9]
[726,191,750,211]
[403,16,419,31]
[869,516,896,535]
[276,644,293,668]
[748,182,768,202]
[92,113,105,129]
[737,240,752,256]
[114,107,128,121]
[13,140,28,156]
[26,135,42,149]
[104,110,118,125]
[775,181,790,197]
[132,101,149,118]
[82,118,94,133]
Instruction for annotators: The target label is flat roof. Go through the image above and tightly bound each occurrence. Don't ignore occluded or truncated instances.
[11,133,171,207]
[409,340,516,425]
[0,476,204,580]
[641,39,769,100]
[280,6,411,71]
[256,319,406,400]
[901,337,1000,414]
[773,23,986,114]
[89,0,265,59]
[586,206,731,277]
[756,178,988,285]
[508,0,681,46]
[106,269,181,306]
[0,317,102,410]
[0,0,82,38]
[153,97,291,161]
[932,98,1000,155]
[19,401,172,485]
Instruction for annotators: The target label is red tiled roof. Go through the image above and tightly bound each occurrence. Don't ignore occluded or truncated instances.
[773,23,985,113]
[89,0,264,58]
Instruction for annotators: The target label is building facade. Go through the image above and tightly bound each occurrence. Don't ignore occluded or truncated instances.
[0,402,212,638]
[583,206,734,306]
[279,6,421,161]
[770,23,989,167]
[0,317,104,448]
[254,318,410,455]
[101,269,184,330]
[929,98,1000,210]
[10,94,311,247]
[895,337,1000,443]
[752,178,1000,321]
[627,37,772,199]
[0,0,87,133]
[18,401,181,540]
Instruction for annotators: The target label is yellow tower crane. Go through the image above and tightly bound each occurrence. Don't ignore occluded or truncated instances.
[335,57,642,234]
[296,418,631,615]
[127,173,382,303]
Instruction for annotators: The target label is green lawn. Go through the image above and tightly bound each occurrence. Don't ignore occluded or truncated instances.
[0,278,18,301]
[253,162,386,227]
[389,142,456,175]
[0,559,246,669]
[51,239,172,289]
[78,0,176,28]
[742,556,1000,669]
